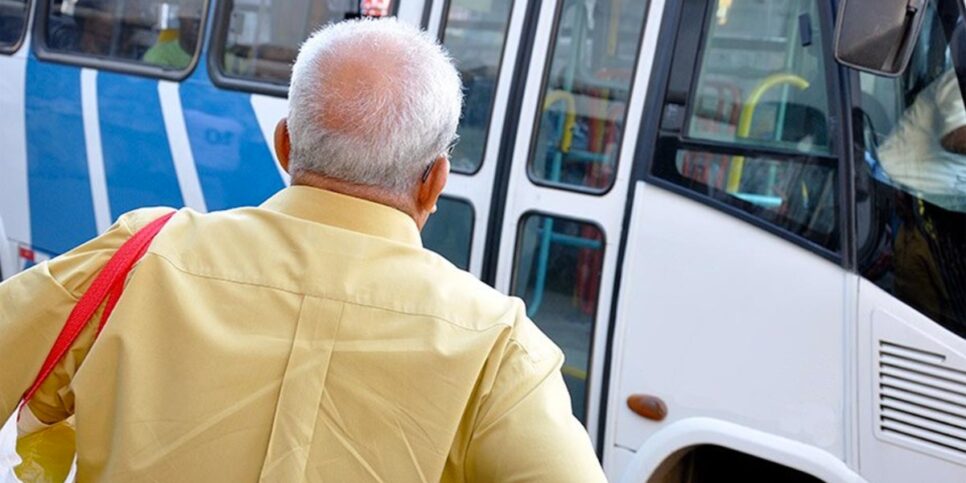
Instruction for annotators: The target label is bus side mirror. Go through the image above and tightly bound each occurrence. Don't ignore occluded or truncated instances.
[834,0,929,76]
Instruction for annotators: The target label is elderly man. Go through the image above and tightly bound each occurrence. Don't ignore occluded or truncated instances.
[0,18,605,482]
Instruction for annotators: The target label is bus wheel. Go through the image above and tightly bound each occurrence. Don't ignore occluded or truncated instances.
[648,445,822,483]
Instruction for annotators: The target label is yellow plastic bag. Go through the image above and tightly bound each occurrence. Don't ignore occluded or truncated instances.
[12,409,75,483]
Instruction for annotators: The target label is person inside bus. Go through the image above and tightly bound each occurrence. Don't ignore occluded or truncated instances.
[45,12,81,51]
[143,3,198,69]
[77,0,114,55]
[877,68,966,212]
[0,18,606,482]
[876,66,966,333]
[45,0,107,52]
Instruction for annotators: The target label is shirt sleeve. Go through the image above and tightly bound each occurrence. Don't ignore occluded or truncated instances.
[464,313,606,483]
[935,70,966,137]
[0,208,173,426]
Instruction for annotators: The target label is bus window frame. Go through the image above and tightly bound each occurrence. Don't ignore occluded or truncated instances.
[508,209,606,424]
[437,0,517,176]
[849,68,887,273]
[30,0,211,81]
[637,0,850,265]
[522,0,650,197]
[207,0,287,97]
[419,0,431,29]
[0,0,32,55]
[208,0,404,98]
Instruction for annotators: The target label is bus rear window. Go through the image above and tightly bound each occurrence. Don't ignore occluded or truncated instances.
[216,0,392,86]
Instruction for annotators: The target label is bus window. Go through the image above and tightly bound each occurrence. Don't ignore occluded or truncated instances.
[856,3,966,338]
[440,0,513,174]
[43,0,206,71]
[673,149,838,248]
[216,0,391,86]
[511,213,604,422]
[422,196,474,270]
[0,0,28,51]
[686,0,832,155]
[651,0,841,255]
[527,0,647,192]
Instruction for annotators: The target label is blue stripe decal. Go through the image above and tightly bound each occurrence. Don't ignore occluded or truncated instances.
[97,72,184,220]
[180,78,283,211]
[25,59,97,255]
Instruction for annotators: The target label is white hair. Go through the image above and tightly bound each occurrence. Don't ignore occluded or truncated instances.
[287,18,462,193]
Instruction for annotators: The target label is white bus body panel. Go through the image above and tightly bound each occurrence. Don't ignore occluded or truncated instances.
[0,23,31,278]
[605,181,848,477]
[857,280,966,482]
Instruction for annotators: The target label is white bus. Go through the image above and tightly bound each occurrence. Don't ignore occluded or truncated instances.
[1,0,964,480]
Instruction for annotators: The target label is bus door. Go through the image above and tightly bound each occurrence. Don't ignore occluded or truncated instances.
[606,0,851,478]
[490,0,652,448]
[417,0,524,276]
[851,1,966,480]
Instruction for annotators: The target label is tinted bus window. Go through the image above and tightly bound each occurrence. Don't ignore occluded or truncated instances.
[217,0,391,86]
[528,0,647,192]
[511,214,604,422]
[856,4,966,338]
[422,196,473,270]
[43,0,206,71]
[0,0,28,50]
[440,0,514,173]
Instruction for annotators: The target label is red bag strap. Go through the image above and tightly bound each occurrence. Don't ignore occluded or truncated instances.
[19,211,176,415]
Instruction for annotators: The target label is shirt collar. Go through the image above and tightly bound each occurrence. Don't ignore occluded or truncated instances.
[261,186,423,247]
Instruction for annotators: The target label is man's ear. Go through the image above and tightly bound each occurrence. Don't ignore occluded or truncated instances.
[417,154,449,217]
[274,118,291,174]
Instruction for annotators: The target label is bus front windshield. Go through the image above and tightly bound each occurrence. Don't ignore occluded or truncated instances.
[857,0,966,338]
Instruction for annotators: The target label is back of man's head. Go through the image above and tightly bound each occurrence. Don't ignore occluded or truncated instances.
[287,19,462,195]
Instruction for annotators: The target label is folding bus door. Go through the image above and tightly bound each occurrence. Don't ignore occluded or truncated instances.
[490,0,656,450]
[420,0,527,276]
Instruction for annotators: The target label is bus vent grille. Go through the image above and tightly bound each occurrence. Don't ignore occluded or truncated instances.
[877,341,966,459]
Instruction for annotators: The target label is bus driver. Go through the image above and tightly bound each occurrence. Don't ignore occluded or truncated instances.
[877,68,966,212]
[876,67,966,335]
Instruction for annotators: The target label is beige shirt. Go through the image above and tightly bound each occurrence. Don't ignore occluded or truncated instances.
[0,186,605,482]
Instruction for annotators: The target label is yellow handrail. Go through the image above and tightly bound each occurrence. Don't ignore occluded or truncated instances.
[562,364,588,380]
[544,90,577,153]
[726,73,809,193]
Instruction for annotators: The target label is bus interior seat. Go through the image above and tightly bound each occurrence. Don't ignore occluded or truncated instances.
[747,100,828,149]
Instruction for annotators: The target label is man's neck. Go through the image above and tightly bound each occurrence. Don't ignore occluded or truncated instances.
[290,170,419,222]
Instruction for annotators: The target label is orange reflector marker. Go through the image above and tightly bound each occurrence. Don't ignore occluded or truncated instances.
[627,394,668,422]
